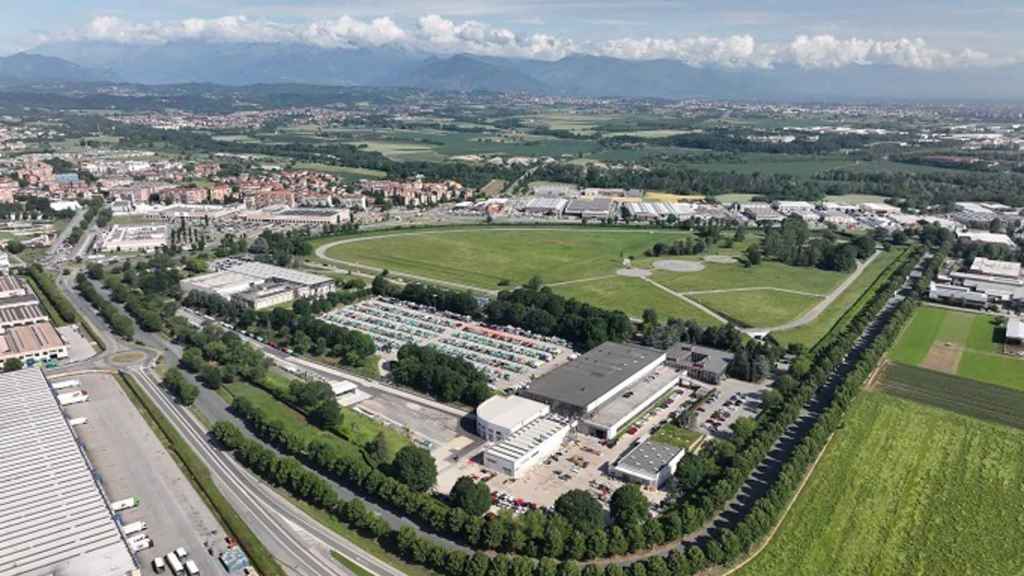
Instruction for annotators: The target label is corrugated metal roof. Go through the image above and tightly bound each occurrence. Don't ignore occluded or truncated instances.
[0,368,135,576]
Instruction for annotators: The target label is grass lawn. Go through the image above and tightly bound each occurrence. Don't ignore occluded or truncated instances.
[822,194,891,205]
[291,162,387,180]
[887,306,1023,391]
[323,228,696,288]
[652,261,847,295]
[690,290,821,328]
[651,423,702,449]
[736,392,1024,576]
[775,248,904,348]
[551,276,723,324]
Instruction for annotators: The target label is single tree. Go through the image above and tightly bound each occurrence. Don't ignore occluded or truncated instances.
[610,484,649,527]
[392,445,437,492]
[450,476,492,516]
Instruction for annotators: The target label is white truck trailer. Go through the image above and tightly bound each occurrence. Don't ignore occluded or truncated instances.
[51,379,81,390]
[110,497,139,512]
[57,390,88,406]
[120,520,146,535]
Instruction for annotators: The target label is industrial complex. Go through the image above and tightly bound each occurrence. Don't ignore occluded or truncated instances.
[181,259,336,309]
[0,368,136,576]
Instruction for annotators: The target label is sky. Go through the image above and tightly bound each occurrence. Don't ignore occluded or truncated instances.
[3,0,1023,69]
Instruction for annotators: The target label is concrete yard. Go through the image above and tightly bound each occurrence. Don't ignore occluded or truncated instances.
[63,373,228,576]
[693,377,765,438]
[56,325,98,363]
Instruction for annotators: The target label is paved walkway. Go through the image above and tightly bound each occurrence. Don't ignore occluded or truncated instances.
[642,277,731,324]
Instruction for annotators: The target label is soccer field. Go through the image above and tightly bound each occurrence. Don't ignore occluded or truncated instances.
[888,305,1024,392]
[736,392,1024,576]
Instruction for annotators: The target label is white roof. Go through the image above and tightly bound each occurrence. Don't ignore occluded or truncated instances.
[1007,317,1024,341]
[476,395,549,432]
[226,262,332,287]
[970,257,1021,278]
[958,231,1016,247]
[0,368,135,576]
[486,414,570,462]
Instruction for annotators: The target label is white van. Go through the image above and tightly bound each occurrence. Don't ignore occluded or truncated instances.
[152,556,166,573]
[184,559,199,575]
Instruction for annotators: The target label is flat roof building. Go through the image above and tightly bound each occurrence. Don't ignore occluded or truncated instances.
[563,198,613,219]
[96,224,169,253]
[581,366,681,439]
[666,343,734,384]
[522,342,666,415]
[233,282,296,311]
[180,270,257,299]
[476,395,550,442]
[0,323,68,364]
[482,414,572,479]
[225,261,335,298]
[957,231,1017,247]
[0,304,48,328]
[970,257,1022,279]
[612,440,687,488]
[0,276,29,299]
[0,367,136,576]
[1005,317,1023,344]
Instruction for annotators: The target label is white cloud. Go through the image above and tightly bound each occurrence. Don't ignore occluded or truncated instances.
[55,14,998,69]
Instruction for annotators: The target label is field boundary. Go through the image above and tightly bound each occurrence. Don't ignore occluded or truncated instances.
[717,433,836,576]
[876,362,1024,429]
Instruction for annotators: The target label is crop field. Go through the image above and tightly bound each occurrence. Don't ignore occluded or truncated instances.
[690,290,820,328]
[775,248,905,347]
[550,275,723,324]
[888,305,1023,391]
[877,362,1024,429]
[736,392,1024,576]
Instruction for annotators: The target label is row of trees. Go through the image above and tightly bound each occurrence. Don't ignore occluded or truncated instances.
[74,273,134,339]
[182,289,376,368]
[644,238,707,257]
[390,344,492,406]
[210,242,921,576]
[161,367,199,406]
[26,264,76,323]
[65,198,105,246]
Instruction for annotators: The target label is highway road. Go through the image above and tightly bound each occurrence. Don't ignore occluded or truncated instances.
[50,267,409,576]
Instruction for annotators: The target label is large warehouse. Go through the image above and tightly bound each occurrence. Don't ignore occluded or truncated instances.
[95,224,170,253]
[180,261,335,305]
[522,342,667,415]
[0,368,136,576]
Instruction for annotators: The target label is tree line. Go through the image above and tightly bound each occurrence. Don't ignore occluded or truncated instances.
[74,273,135,339]
[390,344,492,406]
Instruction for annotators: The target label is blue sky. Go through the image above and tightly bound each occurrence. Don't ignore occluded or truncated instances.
[4,0,1022,68]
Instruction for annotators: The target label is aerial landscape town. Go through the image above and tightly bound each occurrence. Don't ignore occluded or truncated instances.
[0,3,1023,576]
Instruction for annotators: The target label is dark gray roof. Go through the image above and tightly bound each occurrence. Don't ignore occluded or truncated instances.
[616,440,685,476]
[666,343,734,376]
[564,197,612,215]
[524,342,664,411]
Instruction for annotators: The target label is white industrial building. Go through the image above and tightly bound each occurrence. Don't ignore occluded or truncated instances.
[224,261,335,298]
[957,231,1017,247]
[612,440,687,488]
[181,261,335,306]
[476,395,550,442]
[0,367,137,576]
[622,202,698,221]
[179,270,257,299]
[482,413,572,479]
[970,257,1022,279]
[95,224,169,253]
[233,283,296,311]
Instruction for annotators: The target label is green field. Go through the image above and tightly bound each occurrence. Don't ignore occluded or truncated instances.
[650,423,703,449]
[737,392,1024,576]
[321,227,861,328]
[652,261,846,295]
[775,248,904,347]
[551,275,723,324]
[888,306,1023,391]
[690,290,820,328]
[322,228,696,288]
[877,362,1024,429]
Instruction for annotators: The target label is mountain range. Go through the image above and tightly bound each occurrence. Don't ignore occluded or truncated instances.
[4,40,1024,101]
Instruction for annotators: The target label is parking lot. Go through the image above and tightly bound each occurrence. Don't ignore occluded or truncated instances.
[321,297,573,390]
[62,373,228,575]
[691,378,765,438]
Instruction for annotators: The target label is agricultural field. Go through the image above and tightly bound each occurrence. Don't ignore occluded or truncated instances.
[736,392,1024,576]
[876,362,1024,429]
[888,305,1024,391]
[775,247,905,348]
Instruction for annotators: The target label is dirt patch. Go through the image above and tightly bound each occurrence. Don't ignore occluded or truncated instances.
[920,342,963,374]
[652,259,706,273]
[703,255,739,264]
[110,351,146,365]
[617,268,651,278]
